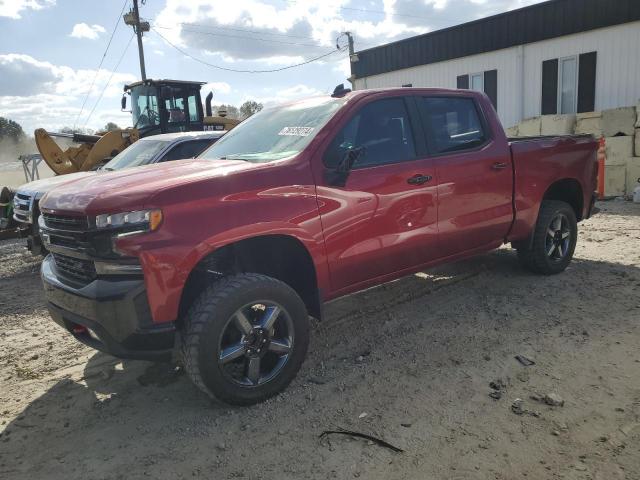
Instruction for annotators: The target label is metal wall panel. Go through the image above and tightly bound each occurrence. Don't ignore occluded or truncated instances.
[353,47,523,128]
[354,22,640,128]
[522,22,640,118]
[352,0,640,79]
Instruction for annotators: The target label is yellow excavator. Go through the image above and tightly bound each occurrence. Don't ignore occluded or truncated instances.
[35,79,240,175]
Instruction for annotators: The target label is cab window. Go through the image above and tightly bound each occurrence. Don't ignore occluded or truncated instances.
[324,97,416,169]
[420,97,487,154]
[188,95,200,122]
[159,140,214,162]
[166,97,186,123]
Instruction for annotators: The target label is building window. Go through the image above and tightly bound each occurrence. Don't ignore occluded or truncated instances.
[456,70,497,110]
[558,56,577,114]
[470,73,483,92]
[542,51,597,115]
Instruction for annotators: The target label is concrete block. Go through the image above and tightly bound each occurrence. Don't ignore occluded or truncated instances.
[626,160,640,195]
[603,164,626,197]
[635,128,640,156]
[541,114,576,135]
[604,136,634,166]
[601,106,636,137]
[575,111,602,137]
[505,125,519,137]
[518,117,541,136]
[635,101,640,128]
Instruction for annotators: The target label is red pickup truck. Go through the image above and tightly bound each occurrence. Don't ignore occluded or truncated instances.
[39,87,598,405]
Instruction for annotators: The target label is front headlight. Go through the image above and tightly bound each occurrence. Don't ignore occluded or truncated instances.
[95,209,163,233]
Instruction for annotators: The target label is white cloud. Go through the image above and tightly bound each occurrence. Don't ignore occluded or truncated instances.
[0,0,54,19]
[203,82,232,95]
[153,49,165,56]
[0,54,136,132]
[248,84,325,106]
[153,0,426,64]
[69,23,106,40]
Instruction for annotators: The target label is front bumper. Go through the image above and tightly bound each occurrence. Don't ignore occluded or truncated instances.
[41,255,175,361]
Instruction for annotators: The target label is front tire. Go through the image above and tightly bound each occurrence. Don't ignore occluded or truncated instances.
[181,273,309,405]
[516,200,578,275]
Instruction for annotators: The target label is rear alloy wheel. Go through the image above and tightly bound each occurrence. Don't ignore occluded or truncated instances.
[181,273,309,405]
[517,200,578,275]
[544,213,572,263]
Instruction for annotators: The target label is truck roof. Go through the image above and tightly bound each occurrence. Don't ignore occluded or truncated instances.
[344,87,485,98]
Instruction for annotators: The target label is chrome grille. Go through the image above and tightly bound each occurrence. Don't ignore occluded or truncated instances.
[52,253,97,284]
[13,192,32,223]
[43,213,88,231]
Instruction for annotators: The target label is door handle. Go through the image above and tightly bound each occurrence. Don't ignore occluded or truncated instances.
[407,174,432,185]
[491,162,508,170]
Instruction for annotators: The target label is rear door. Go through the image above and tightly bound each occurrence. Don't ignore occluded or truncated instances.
[315,95,438,292]
[418,95,513,256]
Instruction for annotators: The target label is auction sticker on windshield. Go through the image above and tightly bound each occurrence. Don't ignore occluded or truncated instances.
[278,127,314,136]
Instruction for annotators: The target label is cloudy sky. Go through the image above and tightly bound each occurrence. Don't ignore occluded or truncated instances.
[0,0,545,134]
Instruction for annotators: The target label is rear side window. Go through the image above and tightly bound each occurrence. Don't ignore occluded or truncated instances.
[421,97,487,154]
[160,140,214,162]
[324,97,416,169]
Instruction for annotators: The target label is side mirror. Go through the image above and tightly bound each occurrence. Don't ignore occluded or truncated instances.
[324,147,365,187]
[120,95,127,111]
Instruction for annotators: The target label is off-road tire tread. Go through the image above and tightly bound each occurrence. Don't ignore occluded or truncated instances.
[181,273,308,405]
[517,200,577,275]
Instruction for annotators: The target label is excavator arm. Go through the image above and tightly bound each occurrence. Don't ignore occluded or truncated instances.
[34,128,140,175]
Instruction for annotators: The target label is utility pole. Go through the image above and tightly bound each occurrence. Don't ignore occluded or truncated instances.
[344,31,355,58]
[340,32,358,88]
[123,0,150,80]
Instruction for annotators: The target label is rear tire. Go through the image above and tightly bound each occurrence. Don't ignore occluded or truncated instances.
[516,200,577,275]
[181,273,309,405]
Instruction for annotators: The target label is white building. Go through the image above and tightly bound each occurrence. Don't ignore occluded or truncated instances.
[350,0,640,128]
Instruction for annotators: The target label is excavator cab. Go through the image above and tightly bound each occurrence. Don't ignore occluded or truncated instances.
[35,78,240,175]
[123,79,206,135]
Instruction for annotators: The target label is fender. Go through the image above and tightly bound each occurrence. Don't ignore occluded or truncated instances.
[125,221,329,324]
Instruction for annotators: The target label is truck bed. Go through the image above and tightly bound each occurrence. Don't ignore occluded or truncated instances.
[507,134,599,243]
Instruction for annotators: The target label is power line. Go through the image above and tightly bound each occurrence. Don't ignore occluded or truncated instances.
[154,24,327,49]
[82,34,135,128]
[73,0,130,129]
[153,27,346,73]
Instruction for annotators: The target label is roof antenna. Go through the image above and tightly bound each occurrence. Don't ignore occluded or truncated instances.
[331,83,351,98]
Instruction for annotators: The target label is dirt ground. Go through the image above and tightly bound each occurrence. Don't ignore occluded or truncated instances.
[1,200,639,480]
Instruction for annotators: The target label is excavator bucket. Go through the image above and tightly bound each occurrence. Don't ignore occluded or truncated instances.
[34,128,140,175]
[34,128,93,175]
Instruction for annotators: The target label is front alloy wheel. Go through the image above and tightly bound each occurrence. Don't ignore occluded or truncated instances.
[182,273,309,405]
[218,301,294,387]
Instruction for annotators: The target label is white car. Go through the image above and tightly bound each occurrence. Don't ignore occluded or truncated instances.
[13,131,224,254]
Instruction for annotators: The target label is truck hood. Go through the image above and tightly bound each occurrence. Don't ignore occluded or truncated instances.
[39,158,253,215]
[17,172,95,199]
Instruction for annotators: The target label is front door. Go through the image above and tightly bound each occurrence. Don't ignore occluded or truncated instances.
[418,95,514,256]
[315,96,438,293]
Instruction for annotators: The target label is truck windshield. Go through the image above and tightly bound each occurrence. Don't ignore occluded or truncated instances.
[102,139,170,170]
[200,96,347,163]
[131,85,160,129]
